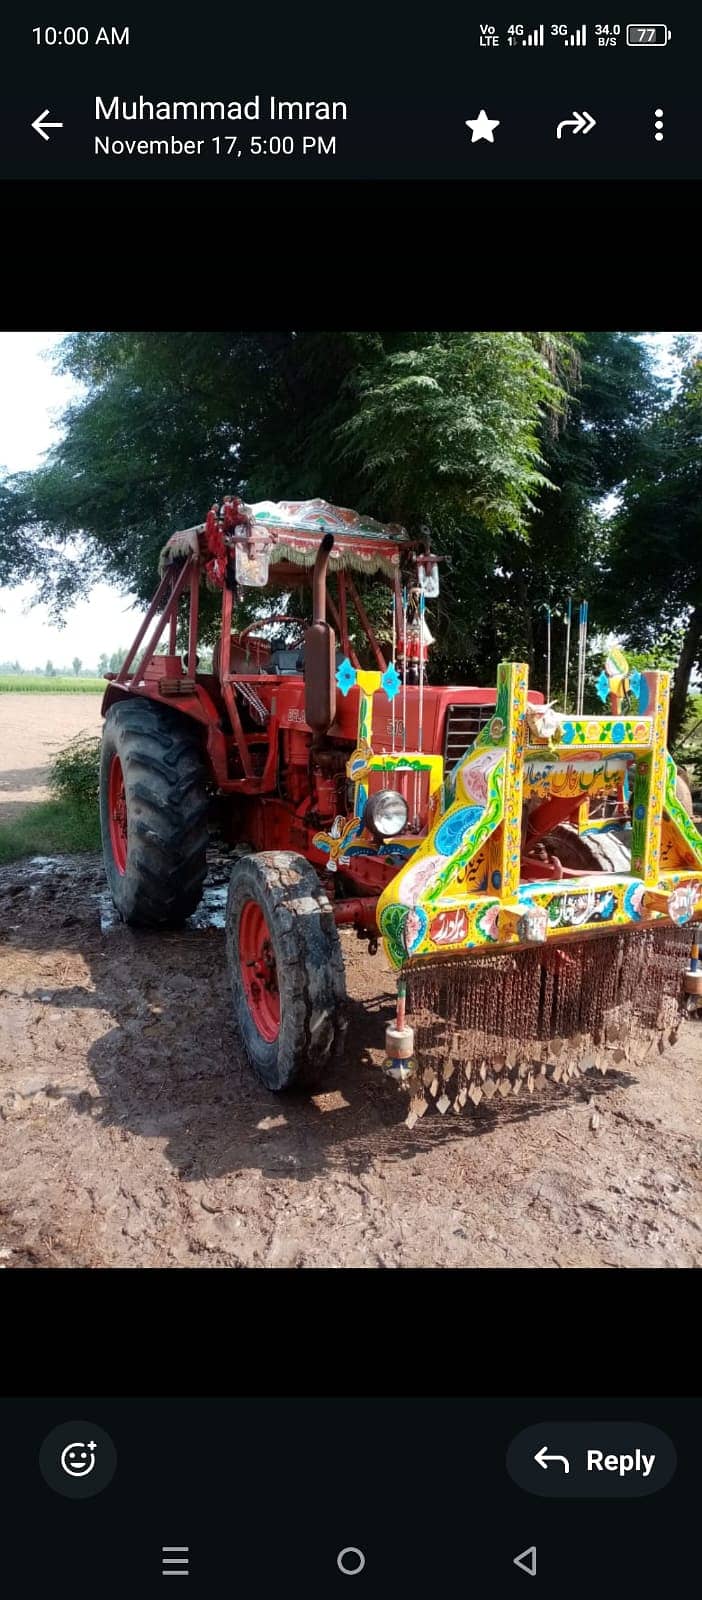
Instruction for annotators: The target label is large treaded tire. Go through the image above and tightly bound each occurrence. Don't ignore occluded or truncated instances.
[226,851,347,1092]
[100,698,209,927]
[541,822,632,873]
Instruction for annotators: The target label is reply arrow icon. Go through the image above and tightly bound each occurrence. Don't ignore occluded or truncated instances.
[32,108,64,141]
[556,110,596,139]
[534,1444,570,1472]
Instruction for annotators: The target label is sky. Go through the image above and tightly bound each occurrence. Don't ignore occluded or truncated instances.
[0,332,147,671]
[0,330,699,671]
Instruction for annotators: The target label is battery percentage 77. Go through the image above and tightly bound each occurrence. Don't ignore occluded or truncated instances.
[626,24,671,46]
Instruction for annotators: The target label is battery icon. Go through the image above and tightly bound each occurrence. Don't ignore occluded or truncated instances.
[626,24,671,46]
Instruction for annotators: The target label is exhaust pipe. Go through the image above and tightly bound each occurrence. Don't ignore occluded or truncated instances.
[305,534,338,734]
[313,532,335,623]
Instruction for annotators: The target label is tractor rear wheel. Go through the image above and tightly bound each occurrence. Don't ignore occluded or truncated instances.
[100,698,209,927]
[540,821,633,873]
[226,851,347,1091]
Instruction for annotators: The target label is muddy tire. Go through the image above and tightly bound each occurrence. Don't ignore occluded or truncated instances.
[541,821,632,873]
[226,850,347,1091]
[100,698,209,927]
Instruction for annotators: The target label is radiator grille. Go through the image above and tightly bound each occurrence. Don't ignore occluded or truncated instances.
[443,703,494,768]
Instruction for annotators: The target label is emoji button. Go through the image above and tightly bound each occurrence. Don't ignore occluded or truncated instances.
[60,1440,97,1477]
[39,1422,117,1499]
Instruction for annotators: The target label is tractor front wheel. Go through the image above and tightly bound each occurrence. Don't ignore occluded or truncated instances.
[100,698,209,926]
[226,851,347,1091]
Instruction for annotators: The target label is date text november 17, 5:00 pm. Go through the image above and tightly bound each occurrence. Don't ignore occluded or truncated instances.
[93,96,347,156]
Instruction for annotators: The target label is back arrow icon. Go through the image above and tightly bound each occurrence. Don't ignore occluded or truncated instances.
[513,1546,537,1577]
[32,109,64,141]
[556,110,596,139]
[534,1445,570,1472]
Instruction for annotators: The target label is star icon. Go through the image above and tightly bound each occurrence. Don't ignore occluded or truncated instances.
[465,109,500,143]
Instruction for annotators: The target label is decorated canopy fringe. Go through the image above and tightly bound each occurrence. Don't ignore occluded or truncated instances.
[159,497,410,585]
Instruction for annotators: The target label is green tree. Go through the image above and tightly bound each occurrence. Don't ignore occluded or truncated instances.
[429,333,661,688]
[45,659,55,677]
[601,348,702,743]
[0,332,572,622]
[489,331,665,688]
[0,330,674,701]
[72,656,82,676]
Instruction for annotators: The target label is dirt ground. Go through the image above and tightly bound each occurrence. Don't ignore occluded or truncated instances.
[0,693,103,821]
[1,848,700,1269]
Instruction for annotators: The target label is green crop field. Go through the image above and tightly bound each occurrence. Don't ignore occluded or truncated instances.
[0,675,105,693]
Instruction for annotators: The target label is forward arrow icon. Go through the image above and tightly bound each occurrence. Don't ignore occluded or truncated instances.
[556,110,596,139]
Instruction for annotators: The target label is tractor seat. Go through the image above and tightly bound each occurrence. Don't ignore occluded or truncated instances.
[267,648,304,675]
[213,636,349,678]
[268,645,349,676]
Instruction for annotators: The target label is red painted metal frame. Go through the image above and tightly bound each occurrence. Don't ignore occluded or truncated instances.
[238,899,281,1042]
[187,568,199,681]
[332,896,378,932]
[393,571,404,650]
[107,754,128,874]
[524,794,584,849]
[345,575,387,672]
[337,572,361,669]
[118,558,194,687]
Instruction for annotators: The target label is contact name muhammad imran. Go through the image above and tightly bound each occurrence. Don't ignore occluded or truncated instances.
[95,96,348,122]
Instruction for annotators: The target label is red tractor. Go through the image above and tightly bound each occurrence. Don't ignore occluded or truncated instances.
[100,497,535,1089]
[100,497,701,1108]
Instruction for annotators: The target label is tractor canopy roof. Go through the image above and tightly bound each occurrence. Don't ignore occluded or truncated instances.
[160,497,415,590]
[244,500,412,584]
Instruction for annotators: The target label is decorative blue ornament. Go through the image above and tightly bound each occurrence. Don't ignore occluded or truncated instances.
[629,669,642,702]
[596,670,610,705]
[336,657,357,697]
[636,675,649,713]
[434,804,484,857]
[381,662,401,701]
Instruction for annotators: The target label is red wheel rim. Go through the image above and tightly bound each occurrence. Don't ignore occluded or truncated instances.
[108,754,128,875]
[238,900,280,1042]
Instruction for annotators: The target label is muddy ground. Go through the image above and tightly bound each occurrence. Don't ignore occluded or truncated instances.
[0,693,103,821]
[1,851,700,1269]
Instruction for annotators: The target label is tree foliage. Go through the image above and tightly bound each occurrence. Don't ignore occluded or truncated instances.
[0,332,569,614]
[600,346,702,741]
[1,329,698,715]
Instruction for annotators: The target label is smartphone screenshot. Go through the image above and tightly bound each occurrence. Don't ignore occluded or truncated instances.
[0,9,699,1599]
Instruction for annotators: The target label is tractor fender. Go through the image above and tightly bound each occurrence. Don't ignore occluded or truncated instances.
[101,682,218,726]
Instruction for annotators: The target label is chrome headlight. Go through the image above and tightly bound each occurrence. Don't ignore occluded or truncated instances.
[364,789,408,839]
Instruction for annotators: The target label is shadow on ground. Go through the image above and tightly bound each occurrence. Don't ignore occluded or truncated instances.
[0,850,640,1188]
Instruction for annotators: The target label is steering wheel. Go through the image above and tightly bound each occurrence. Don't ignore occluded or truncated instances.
[235,615,306,644]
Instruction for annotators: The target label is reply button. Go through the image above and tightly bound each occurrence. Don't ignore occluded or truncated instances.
[507,1422,676,1498]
